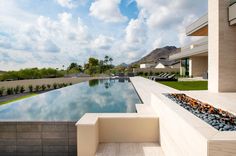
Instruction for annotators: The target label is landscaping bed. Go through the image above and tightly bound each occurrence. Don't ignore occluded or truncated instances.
[165,93,236,131]
[0,93,38,105]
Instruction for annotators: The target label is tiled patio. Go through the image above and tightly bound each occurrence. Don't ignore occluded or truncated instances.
[96,143,165,156]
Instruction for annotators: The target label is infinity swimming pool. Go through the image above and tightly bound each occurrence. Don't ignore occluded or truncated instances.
[0,78,141,121]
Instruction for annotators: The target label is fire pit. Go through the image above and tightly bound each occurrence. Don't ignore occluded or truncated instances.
[164,93,236,131]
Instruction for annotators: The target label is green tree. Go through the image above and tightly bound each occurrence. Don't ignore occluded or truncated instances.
[68,63,79,70]
[88,58,99,67]
[67,63,83,74]
[84,57,100,75]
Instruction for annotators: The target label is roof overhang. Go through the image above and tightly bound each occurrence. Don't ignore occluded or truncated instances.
[229,1,236,26]
[186,14,208,36]
[169,37,208,60]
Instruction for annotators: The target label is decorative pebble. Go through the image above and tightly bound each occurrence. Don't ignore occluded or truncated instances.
[164,93,236,131]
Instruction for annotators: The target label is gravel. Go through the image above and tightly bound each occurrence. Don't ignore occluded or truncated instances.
[164,93,236,131]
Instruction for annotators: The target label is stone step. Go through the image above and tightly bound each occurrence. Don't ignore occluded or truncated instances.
[96,143,165,156]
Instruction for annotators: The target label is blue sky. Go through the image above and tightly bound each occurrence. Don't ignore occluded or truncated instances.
[0,0,208,70]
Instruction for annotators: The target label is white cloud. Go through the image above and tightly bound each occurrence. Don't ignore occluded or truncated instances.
[125,18,146,45]
[0,0,208,70]
[152,38,162,49]
[0,9,92,69]
[114,17,148,62]
[92,35,114,50]
[134,0,208,49]
[0,0,36,29]
[56,0,76,8]
[89,0,127,23]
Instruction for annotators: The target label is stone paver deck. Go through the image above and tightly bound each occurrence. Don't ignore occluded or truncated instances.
[131,77,236,115]
[96,143,165,156]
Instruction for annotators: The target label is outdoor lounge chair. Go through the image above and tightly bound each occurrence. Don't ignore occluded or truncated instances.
[153,73,170,80]
[154,74,176,81]
[151,73,169,81]
[148,73,164,80]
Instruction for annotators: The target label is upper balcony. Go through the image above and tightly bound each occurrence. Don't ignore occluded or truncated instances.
[186,14,208,36]
[169,37,208,60]
[229,0,236,26]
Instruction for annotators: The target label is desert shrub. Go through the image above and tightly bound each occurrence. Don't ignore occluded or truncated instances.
[41,84,46,91]
[28,85,33,92]
[69,83,73,85]
[155,72,160,76]
[20,86,25,93]
[35,85,41,92]
[53,83,57,89]
[47,84,51,89]
[144,72,148,76]
[0,87,5,96]
[149,71,153,76]
[13,85,20,94]
[137,72,143,76]
[58,83,64,88]
[7,88,14,95]
[63,83,68,87]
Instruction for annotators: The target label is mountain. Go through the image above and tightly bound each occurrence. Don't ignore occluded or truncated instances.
[117,63,128,67]
[130,46,180,66]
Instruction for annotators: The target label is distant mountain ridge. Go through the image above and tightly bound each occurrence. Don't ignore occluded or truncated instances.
[131,46,180,66]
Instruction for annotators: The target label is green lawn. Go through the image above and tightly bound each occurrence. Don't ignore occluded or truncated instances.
[158,81,208,91]
[0,93,38,105]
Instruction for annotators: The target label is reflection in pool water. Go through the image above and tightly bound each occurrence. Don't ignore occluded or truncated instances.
[0,78,141,121]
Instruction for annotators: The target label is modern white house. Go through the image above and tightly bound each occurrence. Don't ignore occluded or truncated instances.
[170,0,236,93]
[155,62,166,69]
[155,62,180,69]
[140,63,156,69]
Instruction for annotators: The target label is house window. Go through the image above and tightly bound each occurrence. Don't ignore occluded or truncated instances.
[181,58,189,76]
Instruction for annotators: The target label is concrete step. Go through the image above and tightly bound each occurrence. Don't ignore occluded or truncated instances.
[96,143,165,156]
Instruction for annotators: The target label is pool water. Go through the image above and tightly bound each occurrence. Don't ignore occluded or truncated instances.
[0,79,141,121]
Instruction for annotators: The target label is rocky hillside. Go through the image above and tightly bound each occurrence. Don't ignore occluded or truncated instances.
[131,46,180,66]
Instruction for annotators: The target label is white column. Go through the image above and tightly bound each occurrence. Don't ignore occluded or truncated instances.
[189,58,192,77]
[208,0,236,92]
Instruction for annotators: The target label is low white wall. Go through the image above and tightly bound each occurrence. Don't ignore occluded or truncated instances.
[76,113,159,156]
[151,93,236,156]
[99,117,159,143]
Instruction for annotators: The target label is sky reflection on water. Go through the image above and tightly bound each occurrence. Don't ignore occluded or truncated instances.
[0,79,141,121]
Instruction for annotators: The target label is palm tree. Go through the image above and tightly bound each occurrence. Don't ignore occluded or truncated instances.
[104,55,109,65]
[109,57,113,65]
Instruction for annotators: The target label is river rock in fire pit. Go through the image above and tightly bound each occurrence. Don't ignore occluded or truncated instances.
[164,93,236,131]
